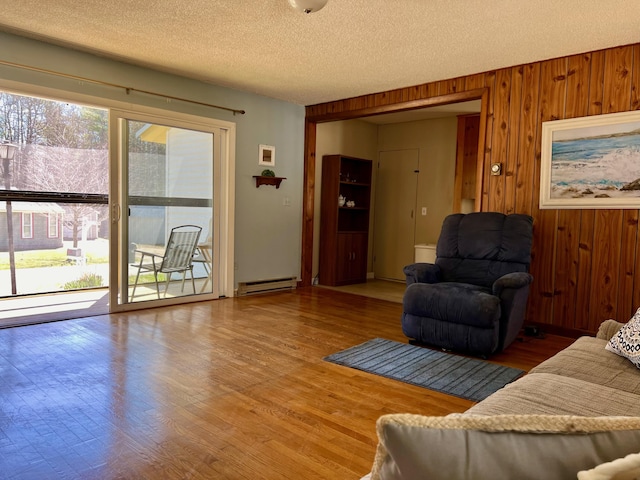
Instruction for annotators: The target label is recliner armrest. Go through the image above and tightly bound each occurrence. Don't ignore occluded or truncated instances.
[403,263,441,285]
[492,272,533,296]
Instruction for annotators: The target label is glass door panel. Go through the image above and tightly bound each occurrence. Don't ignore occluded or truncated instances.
[0,91,109,299]
[118,118,216,305]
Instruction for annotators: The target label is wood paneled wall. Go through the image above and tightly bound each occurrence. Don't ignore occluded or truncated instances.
[305,43,640,335]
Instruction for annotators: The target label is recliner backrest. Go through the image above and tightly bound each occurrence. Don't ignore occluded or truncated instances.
[435,212,533,288]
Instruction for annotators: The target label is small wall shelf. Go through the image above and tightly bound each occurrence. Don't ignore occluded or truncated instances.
[253,176,286,189]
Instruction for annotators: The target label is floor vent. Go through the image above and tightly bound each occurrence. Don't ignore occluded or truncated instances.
[237,277,297,296]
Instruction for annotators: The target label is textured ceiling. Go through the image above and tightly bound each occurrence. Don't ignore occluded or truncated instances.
[0,0,638,106]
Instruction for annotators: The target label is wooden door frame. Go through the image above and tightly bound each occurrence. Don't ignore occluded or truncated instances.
[453,113,482,212]
[301,88,489,286]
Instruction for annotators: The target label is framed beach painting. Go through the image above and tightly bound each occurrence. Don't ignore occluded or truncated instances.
[540,110,640,209]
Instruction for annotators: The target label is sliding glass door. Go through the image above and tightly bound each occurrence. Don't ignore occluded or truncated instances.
[111,111,224,308]
[0,87,234,323]
[0,91,109,298]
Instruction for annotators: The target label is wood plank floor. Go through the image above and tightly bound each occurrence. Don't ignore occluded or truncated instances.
[0,287,574,479]
[316,279,406,304]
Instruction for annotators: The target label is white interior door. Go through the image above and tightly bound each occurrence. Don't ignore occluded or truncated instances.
[373,149,419,281]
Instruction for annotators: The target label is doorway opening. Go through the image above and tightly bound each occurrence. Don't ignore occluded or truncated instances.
[308,92,486,297]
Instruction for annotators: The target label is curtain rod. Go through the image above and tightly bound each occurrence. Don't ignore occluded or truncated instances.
[0,59,246,116]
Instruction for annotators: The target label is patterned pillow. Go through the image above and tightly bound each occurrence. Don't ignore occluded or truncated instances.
[606,308,640,368]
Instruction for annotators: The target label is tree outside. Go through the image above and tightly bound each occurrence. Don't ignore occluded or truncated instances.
[0,92,109,296]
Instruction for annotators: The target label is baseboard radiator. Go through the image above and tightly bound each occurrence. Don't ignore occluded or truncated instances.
[237,276,297,296]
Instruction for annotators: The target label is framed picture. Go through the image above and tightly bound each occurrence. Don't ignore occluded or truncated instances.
[259,144,275,166]
[540,110,640,209]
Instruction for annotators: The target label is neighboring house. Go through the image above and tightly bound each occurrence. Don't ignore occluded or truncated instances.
[62,207,100,242]
[0,201,64,251]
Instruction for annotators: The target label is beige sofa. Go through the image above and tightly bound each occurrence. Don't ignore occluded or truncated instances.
[365,319,640,480]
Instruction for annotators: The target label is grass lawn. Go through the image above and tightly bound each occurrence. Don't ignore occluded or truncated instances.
[0,239,183,294]
[0,241,109,270]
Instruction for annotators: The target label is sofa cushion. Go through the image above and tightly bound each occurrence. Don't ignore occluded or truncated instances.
[371,413,640,480]
[465,373,640,416]
[529,336,640,394]
[607,308,640,369]
[597,319,625,341]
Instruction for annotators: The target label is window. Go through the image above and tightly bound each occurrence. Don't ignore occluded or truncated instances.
[48,213,59,238]
[22,213,33,239]
[1,90,108,298]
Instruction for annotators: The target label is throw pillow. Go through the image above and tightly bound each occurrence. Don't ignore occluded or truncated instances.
[370,414,640,480]
[606,308,640,368]
[577,451,640,480]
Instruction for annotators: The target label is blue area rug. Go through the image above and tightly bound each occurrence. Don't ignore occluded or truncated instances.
[324,338,524,402]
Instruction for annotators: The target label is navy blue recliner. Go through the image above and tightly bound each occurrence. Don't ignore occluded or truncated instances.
[402,212,534,356]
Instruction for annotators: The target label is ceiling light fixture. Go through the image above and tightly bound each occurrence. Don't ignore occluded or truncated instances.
[288,0,328,14]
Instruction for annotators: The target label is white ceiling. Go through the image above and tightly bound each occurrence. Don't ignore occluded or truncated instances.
[0,1,638,106]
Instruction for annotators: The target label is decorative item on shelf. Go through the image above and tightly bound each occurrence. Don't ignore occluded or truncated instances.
[347,200,355,207]
[287,0,328,14]
[253,169,286,189]
[338,195,346,207]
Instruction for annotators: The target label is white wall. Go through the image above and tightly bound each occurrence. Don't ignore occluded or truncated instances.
[0,31,305,288]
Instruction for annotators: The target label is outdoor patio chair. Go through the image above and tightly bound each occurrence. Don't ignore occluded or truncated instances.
[130,225,202,301]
